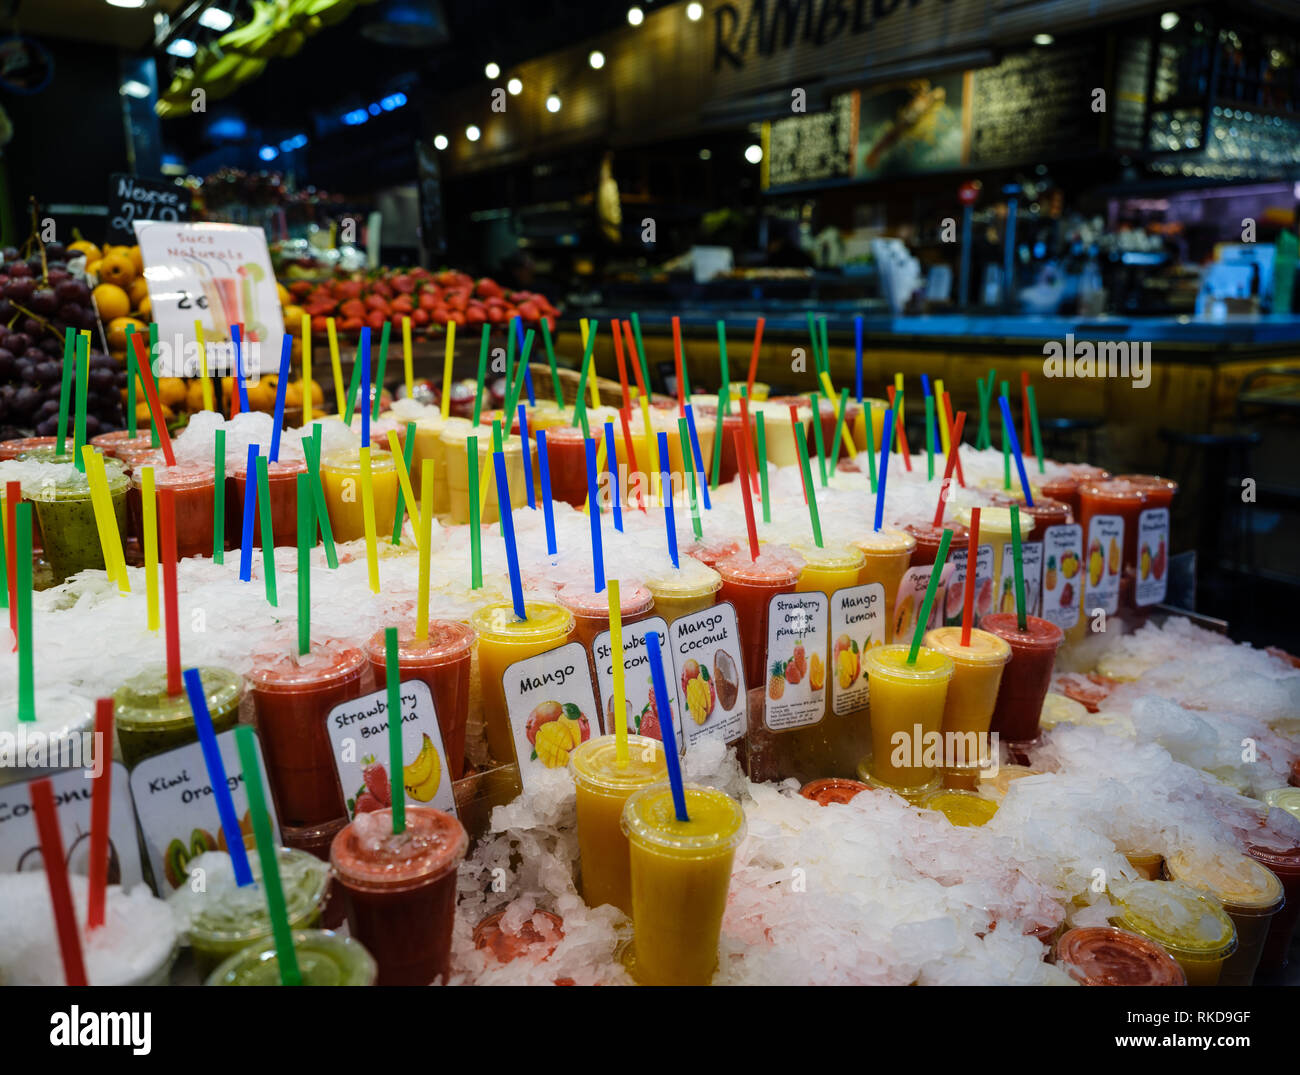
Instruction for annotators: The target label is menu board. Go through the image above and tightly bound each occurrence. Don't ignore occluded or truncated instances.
[107,173,190,245]
[764,93,854,190]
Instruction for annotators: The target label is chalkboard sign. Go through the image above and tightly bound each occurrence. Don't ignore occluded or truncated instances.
[106,173,190,245]
[764,93,854,190]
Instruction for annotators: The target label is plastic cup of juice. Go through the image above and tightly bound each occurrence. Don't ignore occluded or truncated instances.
[793,542,865,596]
[540,424,594,508]
[570,734,667,915]
[205,929,376,986]
[1241,838,1300,974]
[922,626,1010,777]
[1116,474,1179,511]
[851,527,915,642]
[246,642,367,834]
[423,416,469,517]
[318,449,399,543]
[1265,786,1300,823]
[30,458,129,582]
[330,806,468,985]
[470,602,575,772]
[859,643,953,798]
[227,455,307,548]
[686,538,741,571]
[621,782,746,986]
[1054,926,1187,986]
[1165,846,1284,986]
[281,817,348,929]
[440,424,525,525]
[645,560,722,626]
[921,788,999,827]
[850,398,891,453]
[90,430,157,462]
[113,664,243,769]
[1002,495,1072,541]
[0,435,55,460]
[364,620,475,780]
[799,778,871,805]
[1079,479,1148,573]
[755,398,811,466]
[902,520,969,568]
[169,847,331,975]
[0,688,95,788]
[1111,880,1237,986]
[559,583,655,661]
[980,613,1064,748]
[130,460,217,560]
[716,547,804,691]
[956,505,1015,610]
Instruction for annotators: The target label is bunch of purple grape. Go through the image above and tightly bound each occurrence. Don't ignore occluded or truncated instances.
[0,242,126,440]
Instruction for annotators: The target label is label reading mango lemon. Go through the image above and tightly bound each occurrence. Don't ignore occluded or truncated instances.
[592,615,686,756]
[1134,508,1169,608]
[828,583,883,717]
[1040,523,1083,630]
[764,591,829,731]
[1083,515,1123,616]
[503,641,601,790]
[668,602,747,752]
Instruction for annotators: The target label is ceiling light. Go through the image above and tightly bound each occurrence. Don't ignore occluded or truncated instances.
[434,134,448,150]
[258,146,278,162]
[1033,33,1053,45]
[106,0,147,8]
[198,8,234,30]
[1160,12,1179,30]
[589,50,605,69]
[546,92,561,113]
[687,2,703,20]
[485,62,500,79]
[627,6,643,26]
[120,80,150,99]
[466,125,481,142]
[166,38,198,58]
[507,77,522,95]
[744,143,763,164]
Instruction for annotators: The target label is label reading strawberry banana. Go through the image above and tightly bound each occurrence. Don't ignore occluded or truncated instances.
[829,583,883,716]
[1040,523,1083,629]
[668,602,747,752]
[502,641,601,792]
[593,615,687,755]
[764,591,829,731]
[326,681,456,820]
[893,563,956,642]
[1083,514,1123,616]
[1134,508,1170,607]
[996,541,1043,618]
[942,544,994,627]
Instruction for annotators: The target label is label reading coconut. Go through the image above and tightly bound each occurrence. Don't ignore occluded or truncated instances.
[829,583,884,716]
[995,541,1043,618]
[129,731,273,893]
[593,616,686,754]
[1040,524,1083,629]
[667,602,747,751]
[503,642,601,792]
[943,544,994,627]
[1083,514,1123,616]
[893,562,956,641]
[0,764,143,890]
[764,591,829,731]
[326,681,456,821]
[1134,508,1170,607]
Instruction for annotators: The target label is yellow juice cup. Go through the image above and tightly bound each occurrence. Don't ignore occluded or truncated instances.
[422,416,468,517]
[794,542,866,597]
[858,644,953,798]
[851,397,891,453]
[1111,880,1237,986]
[957,506,1015,616]
[644,560,722,626]
[402,415,443,498]
[441,424,526,525]
[319,450,399,544]
[851,528,916,643]
[922,626,1011,780]
[570,735,667,915]
[621,782,746,986]
[752,399,809,466]
[922,789,999,827]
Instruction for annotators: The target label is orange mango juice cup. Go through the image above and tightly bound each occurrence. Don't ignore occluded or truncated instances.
[851,528,915,643]
[858,644,953,798]
[922,626,1010,782]
[319,449,399,543]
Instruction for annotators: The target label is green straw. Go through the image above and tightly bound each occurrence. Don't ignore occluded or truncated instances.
[16,503,34,722]
[540,318,564,406]
[385,626,406,834]
[296,472,311,656]
[472,323,489,426]
[818,317,830,380]
[864,401,878,492]
[213,429,225,563]
[630,313,651,396]
[806,312,821,375]
[505,319,515,414]
[677,417,702,540]
[810,391,827,485]
[756,410,771,523]
[234,725,300,986]
[892,388,904,456]
[975,377,989,450]
[147,323,160,447]
[1027,384,1046,474]
[371,321,391,420]
[256,456,277,606]
[1000,381,1010,490]
[56,327,74,456]
[503,329,534,422]
[829,388,849,473]
[126,327,137,437]
[1010,504,1028,632]
[710,386,725,487]
[343,339,363,425]
[572,320,599,430]
[305,428,338,569]
[492,419,504,538]
[391,421,416,545]
[72,333,88,473]
[907,528,953,664]
[716,320,730,415]
[467,435,482,589]
[924,394,935,481]
[793,421,823,547]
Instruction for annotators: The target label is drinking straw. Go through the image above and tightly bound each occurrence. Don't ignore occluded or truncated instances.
[129,333,176,466]
[15,503,33,720]
[0,486,8,619]
[853,315,863,404]
[584,424,607,518]
[622,319,647,400]
[638,395,658,482]
[518,405,536,510]
[735,430,761,560]
[920,374,935,452]
[1027,385,1046,474]
[126,330,137,437]
[80,448,128,592]
[941,391,966,488]
[327,318,345,418]
[97,452,130,590]
[239,444,258,581]
[371,321,391,421]
[975,377,989,451]
[185,668,254,887]
[745,316,765,403]
[86,697,114,928]
[710,387,725,488]
[147,323,161,447]
[608,579,628,765]
[505,317,514,411]
[586,318,603,406]
[611,317,631,409]
[417,466,434,637]
[390,423,418,544]
[658,431,678,568]
[829,387,849,475]
[810,392,827,486]
[573,319,599,428]
[736,390,760,495]
[961,507,981,647]
[684,404,711,510]
[630,312,652,396]
[788,404,809,506]
[56,327,74,455]
[159,489,182,695]
[1020,371,1031,455]
[716,320,731,416]
[300,313,313,425]
[924,394,936,480]
[473,323,490,426]
[886,386,912,471]
[534,431,559,557]
[894,372,904,430]
[907,527,953,664]
[932,411,968,528]
[519,323,536,408]
[874,411,894,532]
[818,318,830,388]
[645,631,688,822]
[1010,503,1028,633]
[604,421,622,532]
[212,430,226,564]
[29,779,88,986]
[233,725,301,986]
[385,626,406,835]
[863,401,878,492]
[73,332,88,472]
[141,466,159,631]
[1000,382,1011,490]
[678,418,702,539]
[270,334,291,462]
[359,446,379,594]
[255,457,277,606]
[359,327,374,445]
[537,317,564,407]
[231,323,250,413]
[997,395,1034,506]
[793,423,824,547]
[493,450,525,617]
[291,473,311,657]
[755,411,771,524]
[585,438,606,592]
[671,315,686,414]
[343,332,364,425]
[304,430,338,569]
[468,437,483,588]
[935,378,951,455]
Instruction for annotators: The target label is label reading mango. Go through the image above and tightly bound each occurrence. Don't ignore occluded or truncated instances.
[1082,514,1123,616]
[1134,508,1169,607]
[503,641,601,790]
[828,583,883,716]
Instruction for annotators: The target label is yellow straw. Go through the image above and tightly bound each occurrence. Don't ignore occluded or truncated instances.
[440,319,455,420]
[80,447,128,592]
[819,371,858,458]
[894,372,905,428]
[403,317,415,405]
[99,454,130,591]
[638,395,657,482]
[584,427,608,516]
[580,319,600,409]
[416,466,433,641]
[302,313,313,425]
[386,430,421,535]
[609,578,628,766]
[195,319,213,412]
[141,466,159,630]
[359,446,380,593]
[327,318,345,419]
[934,377,951,455]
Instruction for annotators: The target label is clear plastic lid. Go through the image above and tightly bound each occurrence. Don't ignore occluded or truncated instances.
[473,909,564,966]
[799,778,870,806]
[439,424,522,455]
[114,664,243,728]
[922,626,1012,667]
[245,642,366,691]
[1112,879,1237,957]
[0,688,95,748]
[852,527,916,556]
[716,545,804,585]
[644,560,722,598]
[27,457,128,499]
[1165,847,1285,911]
[229,455,307,479]
[330,806,467,892]
[319,449,395,475]
[129,460,216,491]
[1055,926,1186,986]
[792,541,865,571]
[570,734,666,793]
[558,583,653,619]
[470,602,573,643]
[1263,787,1300,824]
[922,789,999,827]
[1078,479,1148,503]
[364,621,475,667]
[979,613,1065,650]
[205,928,376,986]
[621,782,746,853]
[171,848,329,943]
[864,643,954,683]
[956,506,1013,536]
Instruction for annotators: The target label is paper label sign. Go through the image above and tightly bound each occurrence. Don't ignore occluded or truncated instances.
[129,731,274,893]
[326,681,456,821]
[996,541,1043,618]
[828,583,883,716]
[1134,508,1170,607]
[894,562,955,641]
[107,173,190,245]
[1040,524,1083,629]
[0,764,143,890]
[503,642,601,792]
[1082,514,1123,616]
[593,616,686,755]
[764,591,829,731]
[943,544,994,627]
[667,603,747,751]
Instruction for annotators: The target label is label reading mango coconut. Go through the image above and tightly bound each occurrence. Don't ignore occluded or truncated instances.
[1134,508,1170,607]
[893,563,956,641]
[943,544,994,627]
[1040,524,1083,630]
[996,541,1043,618]
[764,591,829,731]
[593,615,686,755]
[829,583,884,717]
[1083,515,1123,616]
[503,641,601,792]
[668,602,747,752]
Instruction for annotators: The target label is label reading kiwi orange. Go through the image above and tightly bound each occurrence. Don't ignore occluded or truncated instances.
[1040,523,1083,630]
[944,544,993,627]
[1083,515,1123,616]
[1134,508,1169,607]
[997,541,1043,618]
[503,642,602,790]
[764,592,829,731]
[666,602,747,752]
[894,563,956,643]
[829,584,883,716]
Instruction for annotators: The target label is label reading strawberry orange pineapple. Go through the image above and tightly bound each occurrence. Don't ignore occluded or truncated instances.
[764,591,829,731]
[1134,508,1170,607]
[326,681,456,819]
[667,603,747,752]
[894,563,956,641]
[592,615,688,754]
[943,544,993,627]
[829,583,883,716]
[1082,515,1123,616]
[502,641,601,791]
[1040,524,1082,629]
[997,541,1043,618]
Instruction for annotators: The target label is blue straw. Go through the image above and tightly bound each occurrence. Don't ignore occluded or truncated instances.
[854,315,863,404]
[684,403,712,510]
[535,431,558,556]
[239,442,259,581]
[517,405,536,509]
[269,334,291,462]
[998,396,1035,507]
[604,420,622,532]
[874,412,893,532]
[185,667,254,887]
[658,431,678,568]
[493,451,527,619]
[645,631,689,822]
[359,325,371,449]
[231,324,249,413]
[585,438,606,592]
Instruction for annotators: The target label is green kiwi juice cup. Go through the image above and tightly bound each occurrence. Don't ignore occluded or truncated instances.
[205,929,376,986]
[113,664,244,769]
[29,455,129,583]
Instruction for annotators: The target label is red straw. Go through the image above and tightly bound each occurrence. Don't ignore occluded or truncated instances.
[6,480,17,643]
[86,697,114,930]
[672,316,685,415]
[737,393,759,494]
[745,317,765,402]
[734,430,760,561]
[129,333,176,466]
[622,319,647,398]
[159,488,182,695]
[886,386,913,471]
[932,411,968,527]
[942,392,966,487]
[611,317,631,410]
[788,405,808,504]
[961,507,981,647]
[1020,371,1031,456]
[618,406,645,513]
[30,779,88,985]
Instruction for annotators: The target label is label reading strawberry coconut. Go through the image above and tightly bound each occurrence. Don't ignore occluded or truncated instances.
[764,591,829,731]
[829,583,884,716]
[503,642,601,792]
[1040,524,1083,629]
[326,681,456,821]
[1083,515,1123,616]
[893,563,956,642]
[593,616,687,754]
[942,544,994,627]
[1134,508,1170,607]
[996,541,1043,618]
[667,602,747,752]
[129,730,273,891]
